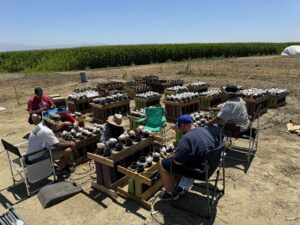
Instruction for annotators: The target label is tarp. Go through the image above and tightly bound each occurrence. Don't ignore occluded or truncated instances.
[281,45,300,56]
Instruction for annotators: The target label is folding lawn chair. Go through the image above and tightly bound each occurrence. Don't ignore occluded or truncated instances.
[1,139,57,197]
[172,141,226,218]
[135,107,167,143]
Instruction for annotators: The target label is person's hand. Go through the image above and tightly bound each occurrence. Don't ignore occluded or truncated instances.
[36,108,44,114]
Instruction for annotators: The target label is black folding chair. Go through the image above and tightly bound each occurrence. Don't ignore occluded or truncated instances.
[172,141,226,218]
[1,139,56,196]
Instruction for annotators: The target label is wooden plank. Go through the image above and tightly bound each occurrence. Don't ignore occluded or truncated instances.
[117,165,152,186]
[91,182,118,198]
[87,152,115,167]
[90,99,130,110]
[141,179,163,200]
[116,187,152,210]
[110,176,129,189]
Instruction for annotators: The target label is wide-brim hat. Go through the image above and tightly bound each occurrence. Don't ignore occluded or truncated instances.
[46,113,62,125]
[107,114,126,127]
[224,84,241,94]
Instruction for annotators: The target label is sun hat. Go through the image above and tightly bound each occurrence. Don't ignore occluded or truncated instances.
[107,114,126,127]
[46,113,62,125]
[174,114,193,128]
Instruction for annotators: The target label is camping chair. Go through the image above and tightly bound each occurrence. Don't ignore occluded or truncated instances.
[1,139,57,197]
[135,107,167,143]
[222,113,259,163]
[172,141,226,218]
[0,203,28,225]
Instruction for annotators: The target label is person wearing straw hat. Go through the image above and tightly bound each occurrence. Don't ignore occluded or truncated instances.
[27,114,76,172]
[27,86,56,125]
[99,114,126,143]
[203,84,250,138]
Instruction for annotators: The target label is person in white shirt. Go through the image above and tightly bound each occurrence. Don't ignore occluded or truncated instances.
[27,114,76,171]
[203,84,250,138]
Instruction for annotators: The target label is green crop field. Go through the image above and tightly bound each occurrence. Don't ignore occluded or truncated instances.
[0,42,297,73]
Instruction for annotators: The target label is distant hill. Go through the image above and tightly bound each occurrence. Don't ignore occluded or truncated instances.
[0,42,106,52]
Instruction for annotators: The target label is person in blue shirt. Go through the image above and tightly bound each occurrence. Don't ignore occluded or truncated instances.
[159,114,219,200]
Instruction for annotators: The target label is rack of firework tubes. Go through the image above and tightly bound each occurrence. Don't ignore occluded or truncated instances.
[91,95,130,123]
[87,135,174,209]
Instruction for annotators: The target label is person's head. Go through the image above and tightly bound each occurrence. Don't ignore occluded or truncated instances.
[34,86,43,99]
[44,113,62,130]
[174,114,194,134]
[224,84,240,99]
[107,114,126,138]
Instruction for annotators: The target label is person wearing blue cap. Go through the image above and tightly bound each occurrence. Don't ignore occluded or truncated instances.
[159,114,219,200]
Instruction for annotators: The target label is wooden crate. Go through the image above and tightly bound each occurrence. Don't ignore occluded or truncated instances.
[49,94,67,108]
[164,88,188,98]
[66,98,91,113]
[187,85,208,93]
[146,80,184,94]
[87,137,154,200]
[199,95,222,111]
[134,97,161,110]
[268,93,287,108]
[91,100,130,123]
[124,86,151,99]
[74,134,100,165]
[164,98,200,122]
[243,95,268,118]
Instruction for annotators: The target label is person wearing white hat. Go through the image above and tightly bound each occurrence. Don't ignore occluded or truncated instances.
[99,114,126,143]
[27,114,76,172]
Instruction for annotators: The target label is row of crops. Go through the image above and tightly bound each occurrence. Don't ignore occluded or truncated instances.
[0,42,297,73]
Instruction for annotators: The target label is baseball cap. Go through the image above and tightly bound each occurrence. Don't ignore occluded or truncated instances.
[34,86,43,95]
[174,114,193,128]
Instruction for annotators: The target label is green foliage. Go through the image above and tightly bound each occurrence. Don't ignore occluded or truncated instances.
[0,42,298,73]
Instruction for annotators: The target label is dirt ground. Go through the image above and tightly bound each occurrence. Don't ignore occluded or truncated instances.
[0,56,299,225]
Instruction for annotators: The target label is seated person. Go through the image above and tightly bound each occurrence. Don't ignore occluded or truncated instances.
[99,114,126,143]
[159,115,219,200]
[55,106,78,131]
[203,84,250,138]
[27,113,76,172]
[27,86,56,125]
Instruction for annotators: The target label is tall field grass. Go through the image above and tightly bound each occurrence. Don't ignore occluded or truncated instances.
[0,42,297,73]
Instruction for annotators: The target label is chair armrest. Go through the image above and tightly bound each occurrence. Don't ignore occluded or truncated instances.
[135,117,146,123]
[23,148,50,165]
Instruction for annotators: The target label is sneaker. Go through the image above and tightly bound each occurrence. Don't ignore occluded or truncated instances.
[175,186,187,196]
[159,191,179,201]
[66,165,75,173]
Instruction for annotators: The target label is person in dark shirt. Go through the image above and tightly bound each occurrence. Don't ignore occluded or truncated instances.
[159,114,218,200]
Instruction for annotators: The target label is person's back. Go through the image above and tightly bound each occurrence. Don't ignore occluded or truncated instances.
[27,122,58,159]
[174,127,218,169]
[217,96,249,131]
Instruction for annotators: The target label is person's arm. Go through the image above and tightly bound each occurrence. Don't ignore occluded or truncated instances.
[204,117,225,126]
[46,95,56,109]
[53,140,75,149]
[172,137,191,165]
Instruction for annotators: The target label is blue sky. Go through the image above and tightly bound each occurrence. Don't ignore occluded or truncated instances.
[0,0,299,46]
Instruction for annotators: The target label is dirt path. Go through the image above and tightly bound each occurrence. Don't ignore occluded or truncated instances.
[0,56,299,225]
